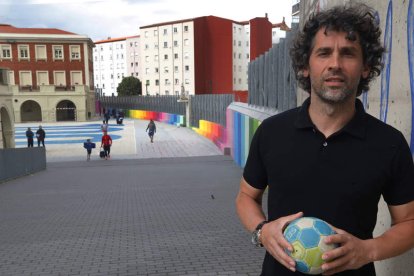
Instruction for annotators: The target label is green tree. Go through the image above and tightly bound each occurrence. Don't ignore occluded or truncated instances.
[116,76,142,96]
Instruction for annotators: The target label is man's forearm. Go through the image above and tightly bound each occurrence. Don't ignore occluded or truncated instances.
[236,191,266,232]
[369,220,414,262]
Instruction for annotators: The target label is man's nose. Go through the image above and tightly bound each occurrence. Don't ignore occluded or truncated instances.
[328,53,341,70]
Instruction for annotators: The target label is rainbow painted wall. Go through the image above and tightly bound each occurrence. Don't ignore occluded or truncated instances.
[127,110,185,126]
[226,109,261,167]
[192,120,227,151]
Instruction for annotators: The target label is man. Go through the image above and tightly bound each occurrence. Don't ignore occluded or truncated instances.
[236,4,414,276]
[101,131,112,160]
[26,127,34,147]
[36,125,46,147]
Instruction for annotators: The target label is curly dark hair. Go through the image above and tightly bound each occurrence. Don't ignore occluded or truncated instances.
[289,3,385,96]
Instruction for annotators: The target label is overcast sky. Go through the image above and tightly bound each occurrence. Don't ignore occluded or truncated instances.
[0,0,293,41]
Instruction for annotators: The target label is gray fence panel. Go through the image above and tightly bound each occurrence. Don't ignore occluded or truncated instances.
[0,147,46,183]
[247,24,299,112]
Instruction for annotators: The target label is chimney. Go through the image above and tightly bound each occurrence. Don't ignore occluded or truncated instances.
[265,13,268,18]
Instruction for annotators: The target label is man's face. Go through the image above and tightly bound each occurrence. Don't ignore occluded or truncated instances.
[303,28,370,104]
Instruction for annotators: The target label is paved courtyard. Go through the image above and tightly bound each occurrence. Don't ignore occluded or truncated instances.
[1,119,266,276]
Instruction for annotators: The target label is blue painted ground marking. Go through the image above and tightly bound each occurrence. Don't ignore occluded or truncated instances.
[15,123,124,147]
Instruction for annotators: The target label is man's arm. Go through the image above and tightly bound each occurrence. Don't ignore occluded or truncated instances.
[321,201,414,275]
[235,177,266,232]
[236,177,302,272]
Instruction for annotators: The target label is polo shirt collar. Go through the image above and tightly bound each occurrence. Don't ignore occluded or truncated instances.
[294,97,367,139]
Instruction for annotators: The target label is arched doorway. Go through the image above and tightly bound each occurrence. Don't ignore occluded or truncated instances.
[0,106,13,148]
[20,100,42,122]
[56,100,76,121]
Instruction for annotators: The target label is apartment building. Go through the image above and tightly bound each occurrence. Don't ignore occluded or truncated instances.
[126,35,141,79]
[140,15,287,99]
[0,24,95,122]
[93,37,127,96]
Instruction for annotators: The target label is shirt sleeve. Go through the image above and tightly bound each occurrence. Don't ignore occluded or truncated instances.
[383,133,414,205]
[242,123,268,190]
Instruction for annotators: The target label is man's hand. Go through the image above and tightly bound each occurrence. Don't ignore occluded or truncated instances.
[321,227,372,275]
[260,212,303,272]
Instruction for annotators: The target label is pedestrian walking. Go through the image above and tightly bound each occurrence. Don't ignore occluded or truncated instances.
[83,139,96,161]
[146,119,156,143]
[101,120,108,133]
[26,127,34,147]
[101,131,112,160]
[36,125,46,147]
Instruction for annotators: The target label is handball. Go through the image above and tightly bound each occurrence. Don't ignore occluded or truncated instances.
[283,217,338,274]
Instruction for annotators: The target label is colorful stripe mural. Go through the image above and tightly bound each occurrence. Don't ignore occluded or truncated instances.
[192,120,227,151]
[226,109,261,167]
[127,110,185,126]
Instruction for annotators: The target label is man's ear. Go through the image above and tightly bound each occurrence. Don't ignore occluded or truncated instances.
[301,68,309,78]
[362,64,370,79]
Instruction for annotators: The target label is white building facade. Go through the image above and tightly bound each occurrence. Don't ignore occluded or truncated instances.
[93,37,128,96]
[140,21,195,96]
[126,36,141,79]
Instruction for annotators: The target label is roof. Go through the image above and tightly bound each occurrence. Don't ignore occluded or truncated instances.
[272,18,291,31]
[0,24,76,35]
[94,34,139,44]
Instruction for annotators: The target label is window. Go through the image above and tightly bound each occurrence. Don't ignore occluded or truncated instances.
[111,74,114,79]
[185,79,190,84]
[145,44,149,50]
[54,71,66,86]
[154,43,159,49]
[18,45,29,60]
[135,72,138,76]
[184,26,189,32]
[164,79,170,85]
[184,39,189,46]
[238,53,241,59]
[155,79,159,86]
[154,55,159,61]
[238,41,241,47]
[154,30,158,36]
[35,45,47,60]
[164,67,169,73]
[8,71,15,85]
[174,41,178,47]
[174,53,178,59]
[164,42,168,48]
[175,79,179,85]
[185,65,189,71]
[184,52,189,59]
[174,66,178,73]
[53,45,64,60]
[131,62,134,67]
[165,90,169,95]
[163,29,168,35]
[145,31,148,37]
[71,71,82,85]
[164,54,168,60]
[70,45,81,60]
[173,27,178,33]
[135,62,138,66]
[0,44,12,59]
[145,68,149,74]
[130,42,133,47]
[155,68,159,73]
[19,71,33,87]
[36,71,49,86]
[145,56,149,62]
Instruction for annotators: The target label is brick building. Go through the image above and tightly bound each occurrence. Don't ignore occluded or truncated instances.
[0,24,95,122]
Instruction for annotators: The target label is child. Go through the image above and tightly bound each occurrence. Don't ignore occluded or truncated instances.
[83,139,96,161]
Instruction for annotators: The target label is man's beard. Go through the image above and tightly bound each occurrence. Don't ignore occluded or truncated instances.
[311,75,356,104]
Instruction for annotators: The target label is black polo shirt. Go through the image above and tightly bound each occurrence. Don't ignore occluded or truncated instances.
[243,97,414,276]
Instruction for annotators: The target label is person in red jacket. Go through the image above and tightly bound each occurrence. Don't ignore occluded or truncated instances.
[101,131,112,160]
